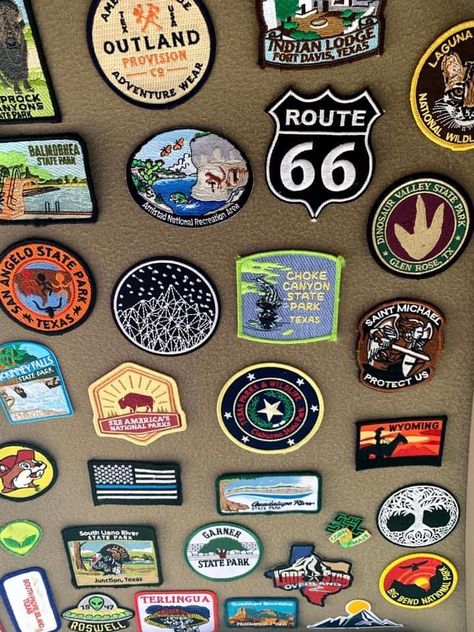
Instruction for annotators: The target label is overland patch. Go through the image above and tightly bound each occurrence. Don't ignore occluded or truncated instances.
[225,598,298,628]
[62,594,134,631]
[135,591,218,632]
[0,442,57,502]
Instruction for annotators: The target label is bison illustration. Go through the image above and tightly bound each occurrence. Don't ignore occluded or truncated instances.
[0,0,32,93]
[118,392,154,413]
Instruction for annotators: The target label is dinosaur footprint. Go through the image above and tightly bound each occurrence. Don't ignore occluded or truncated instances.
[394,195,445,260]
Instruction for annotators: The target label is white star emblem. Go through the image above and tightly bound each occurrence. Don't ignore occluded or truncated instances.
[258,399,283,422]
[224,412,232,419]
[287,439,295,446]
[241,436,250,444]
[311,405,319,413]
[296,378,305,386]
[246,373,255,381]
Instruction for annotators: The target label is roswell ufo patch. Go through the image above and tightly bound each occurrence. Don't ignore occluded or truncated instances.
[62,594,134,630]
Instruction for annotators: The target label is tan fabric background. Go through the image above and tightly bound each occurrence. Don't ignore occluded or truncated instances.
[0,1,473,630]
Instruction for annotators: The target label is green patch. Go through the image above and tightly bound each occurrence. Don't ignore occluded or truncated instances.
[283,21,299,29]
[0,520,42,557]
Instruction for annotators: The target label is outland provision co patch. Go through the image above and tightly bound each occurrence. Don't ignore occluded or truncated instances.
[237,250,343,343]
[87,0,216,109]
[410,21,474,151]
[225,598,298,628]
[128,128,252,228]
[307,599,403,628]
[257,0,385,69]
[62,594,134,631]
[135,591,218,632]
[0,442,57,502]
[357,299,445,392]
[62,525,162,589]
[356,417,447,470]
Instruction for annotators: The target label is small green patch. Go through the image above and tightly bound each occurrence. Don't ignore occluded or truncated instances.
[0,520,43,557]
[283,21,299,29]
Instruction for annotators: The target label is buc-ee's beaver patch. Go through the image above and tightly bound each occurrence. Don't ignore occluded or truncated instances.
[0,442,57,502]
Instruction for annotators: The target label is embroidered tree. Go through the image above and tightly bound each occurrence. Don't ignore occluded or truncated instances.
[72,541,87,570]
[198,537,246,559]
[275,0,300,23]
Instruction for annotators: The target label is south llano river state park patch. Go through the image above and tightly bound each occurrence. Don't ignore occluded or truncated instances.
[88,0,216,109]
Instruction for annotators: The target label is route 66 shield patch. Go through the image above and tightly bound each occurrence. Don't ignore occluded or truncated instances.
[266,88,382,220]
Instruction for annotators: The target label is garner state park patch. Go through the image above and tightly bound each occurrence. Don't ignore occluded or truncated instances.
[87,0,216,109]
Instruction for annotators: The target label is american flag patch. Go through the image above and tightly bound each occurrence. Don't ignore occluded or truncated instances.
[88,460,182,505]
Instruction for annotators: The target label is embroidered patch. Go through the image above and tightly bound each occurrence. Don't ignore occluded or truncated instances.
[0,442,57,502]
[112,258,219,355]
[410,21,474,151]
[217,363,324,454]
[89,362,186,446]
[0,567,60,632]
[265,544,353,606]
[88,460,182,505]
[356,299,445,392]
[237,250,343,343]
[0,340,72,424]
[257,0,385,69]
[368,174,473,278]
[128,128,252,228]
[225,598,298,628]
[307,599,403,628]
[0,520,42,556]
[87,0,216,109]
[217,472,321,515]
[135,590,218,632]
[355,417,447,470]
[379,554,457,609]
[62,525,161,589]
[0,239,95,335]
[377,484,459,548]
[266,87,382,221]
[0,0,60,124]
[62,594,134,630]
[325,512,371,549]
[184,522,262,581]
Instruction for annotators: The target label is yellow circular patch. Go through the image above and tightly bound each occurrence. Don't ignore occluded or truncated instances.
[0,443,57,502]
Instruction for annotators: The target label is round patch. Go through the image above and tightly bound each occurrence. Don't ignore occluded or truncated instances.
[184,522,262,581]
[369,175,473,278]
[377,484,459,548]
[217,363,324,454]
[0,443,57,502]
[379,553,458,609]
[0,240,95,335]
[112,257,219,355]
[410,21,474,151]
[128,128,253,228]
[87,0,215,109]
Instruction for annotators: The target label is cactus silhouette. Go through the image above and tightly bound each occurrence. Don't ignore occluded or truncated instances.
[394,195,445,260]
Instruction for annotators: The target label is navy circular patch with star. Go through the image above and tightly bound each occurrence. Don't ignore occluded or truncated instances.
[217,363,324,454]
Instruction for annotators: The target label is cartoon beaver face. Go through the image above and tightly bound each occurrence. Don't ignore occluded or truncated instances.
[0,449,46,494]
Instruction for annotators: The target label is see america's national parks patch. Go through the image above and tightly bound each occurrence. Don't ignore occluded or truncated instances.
[0,0,60,124]
[379,553,457,610]
[225,598,298,628]
[369,175,472,278]
[62,526,162,589]
[0,442,57,502]
[237,250,343,343]
[257,0,385,69]
[307,599,403,628]
[0,135,97,223]
[0,239,95,335]
[128,128,252,228]
[0,341,73,424]
[135,591,218,632]
[0,519,42,556]
[89,363,186,446]
[410,21,474,151]
[112,258,219,355]
[355,417,447,470]
[62,594,134,631]
[87,0,216,109]
[184,522,262,581]
[356,299,445,392]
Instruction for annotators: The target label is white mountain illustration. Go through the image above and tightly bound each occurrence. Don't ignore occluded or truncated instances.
[307,607,403,628]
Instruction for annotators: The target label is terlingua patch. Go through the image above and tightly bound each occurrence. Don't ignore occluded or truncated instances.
[217,472,321,515]
[87,0,216,109]
[357,299,445,392]
[410,21,474,151]
[89,362,186,446]
[225,598,298,628]
[257,0,385,69]
[0,135,97,223]
[0,442,57,502]
[128,128,252,228]
[0,239,95,335]
[379,554,457,609]
[184,522,262,581]
[217,363,324,454]
[237,250,343,343]
[62,525,161,589]
[369,175,473,278]
[0,519,42,556]
[135,591,218,632]
[356,417,447,470]
[112,258,219,355]
[62,594,134,630]
[266,88,381,220]
[0,0,60,124]
[0,341,73,424]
